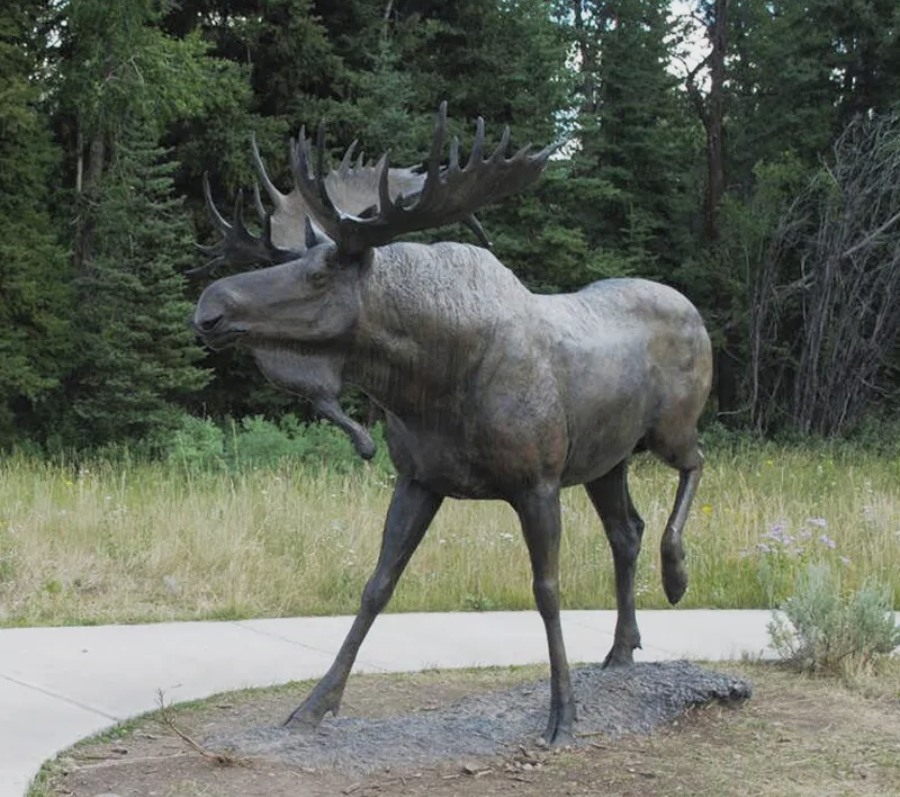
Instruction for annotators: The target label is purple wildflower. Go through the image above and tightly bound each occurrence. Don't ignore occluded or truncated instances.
[818,534,837,549]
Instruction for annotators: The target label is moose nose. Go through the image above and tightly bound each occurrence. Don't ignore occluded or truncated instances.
[196,313,223,333]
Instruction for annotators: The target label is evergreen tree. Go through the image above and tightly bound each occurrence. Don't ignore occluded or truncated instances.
[0,1,72,445]
[550,1,697,290]
[48,0,229,447]
[67,124,209,447]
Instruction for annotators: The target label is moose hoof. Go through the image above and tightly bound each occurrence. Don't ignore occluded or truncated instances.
[602,641,639,668]
[283,685,342,730]
[539,710,575,748]
[283,703,325,730]
[662,563,688,604]
[661,542,688,604]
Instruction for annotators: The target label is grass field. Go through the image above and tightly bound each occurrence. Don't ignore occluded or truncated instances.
[1,439,898,627]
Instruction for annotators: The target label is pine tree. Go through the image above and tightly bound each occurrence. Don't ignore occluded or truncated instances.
[557,0,697,287]
[0,1,73,445]
[67,123,209,447]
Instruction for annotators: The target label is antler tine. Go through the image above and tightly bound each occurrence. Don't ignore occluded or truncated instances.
[449,136,461,172]
[250,133,286,210]
[252,182,266,221]
[376,152,393,223]
[202,172,232,236]
[339,140,359,175]
[466,116,486,170]
[315,122,329,194]
[290,124,343,242]
[490,125,511,164]
[427,101,448,182]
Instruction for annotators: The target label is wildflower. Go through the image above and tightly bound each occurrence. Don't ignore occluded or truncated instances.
[763,521,793,546]
[806,517,828,528]
[818,534,836,549]
[700,504,713,517]
[839,556,852,567]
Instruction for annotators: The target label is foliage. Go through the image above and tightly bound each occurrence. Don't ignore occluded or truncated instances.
[164,414,393,475]
[64,124,209,447]
[0,0,72,445]
[563,1,697,283]
[768,562,900,677]
[0,0,899,449]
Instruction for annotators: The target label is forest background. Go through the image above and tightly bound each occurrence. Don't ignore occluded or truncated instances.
[2,0,900,455]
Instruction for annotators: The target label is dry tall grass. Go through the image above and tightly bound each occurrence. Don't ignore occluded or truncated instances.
[1,443,898,626]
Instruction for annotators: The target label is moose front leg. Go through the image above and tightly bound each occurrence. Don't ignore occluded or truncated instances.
[284,477,443,728]
[513,484,576,745]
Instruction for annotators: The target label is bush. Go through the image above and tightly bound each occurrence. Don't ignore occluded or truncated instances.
[161,413,394,475]
[768,561,900,676]
[165,415,227,470]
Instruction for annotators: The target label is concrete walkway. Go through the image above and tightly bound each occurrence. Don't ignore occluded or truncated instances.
[0,609,775,797]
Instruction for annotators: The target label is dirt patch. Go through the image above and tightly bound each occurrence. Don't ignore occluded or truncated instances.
[37,662,900,797]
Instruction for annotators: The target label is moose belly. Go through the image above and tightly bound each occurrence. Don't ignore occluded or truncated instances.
[383,406,608,500]
[384,419,514,499]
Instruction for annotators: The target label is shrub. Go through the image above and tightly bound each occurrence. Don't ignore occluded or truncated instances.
[768,561,900,677]
[165,415,226,470]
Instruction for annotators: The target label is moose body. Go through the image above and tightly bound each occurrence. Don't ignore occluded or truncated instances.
[194,106,712,743]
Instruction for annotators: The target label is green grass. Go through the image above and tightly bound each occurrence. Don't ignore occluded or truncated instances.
[1,441,898,626]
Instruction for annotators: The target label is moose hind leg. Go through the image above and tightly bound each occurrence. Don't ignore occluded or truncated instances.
[513,484,576,745]
[284,477,442,729]
[655,434,704,605]
[585,461,645,667]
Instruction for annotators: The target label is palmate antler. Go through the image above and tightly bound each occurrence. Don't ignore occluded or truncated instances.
[195,102,555,274]
[193,133,439,276]
[292,101,560,257]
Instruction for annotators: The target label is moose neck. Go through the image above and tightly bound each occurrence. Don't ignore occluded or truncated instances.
[343,242,527,420]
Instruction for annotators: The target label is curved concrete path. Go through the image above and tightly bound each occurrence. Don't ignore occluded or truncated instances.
[0,609,776,797]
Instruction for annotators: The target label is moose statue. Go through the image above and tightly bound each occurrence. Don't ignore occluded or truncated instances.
[193,103,712,744]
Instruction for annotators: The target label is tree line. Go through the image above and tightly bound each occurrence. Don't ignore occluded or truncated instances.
[2,0,899,452]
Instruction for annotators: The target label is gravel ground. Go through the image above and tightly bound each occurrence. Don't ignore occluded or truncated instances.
[208,661,752,775]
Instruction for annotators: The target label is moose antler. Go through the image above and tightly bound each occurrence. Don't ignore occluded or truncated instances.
[192,174,302,276]
[291,101,560,256]
[195,134,447,275]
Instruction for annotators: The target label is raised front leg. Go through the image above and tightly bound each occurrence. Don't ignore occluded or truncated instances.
[512,484,576,745]
[284,477,443,728]
[584,460,645,667]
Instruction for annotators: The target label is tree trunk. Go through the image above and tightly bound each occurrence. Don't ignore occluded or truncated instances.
[572,0,598,115]
[74,123,106,273]
[705,0,728,242]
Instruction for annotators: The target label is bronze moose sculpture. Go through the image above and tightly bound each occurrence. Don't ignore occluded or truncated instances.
[193,103,712,744]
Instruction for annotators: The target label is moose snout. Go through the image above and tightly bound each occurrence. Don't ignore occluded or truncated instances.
[195,313,224,333]
[193,284,246,349]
